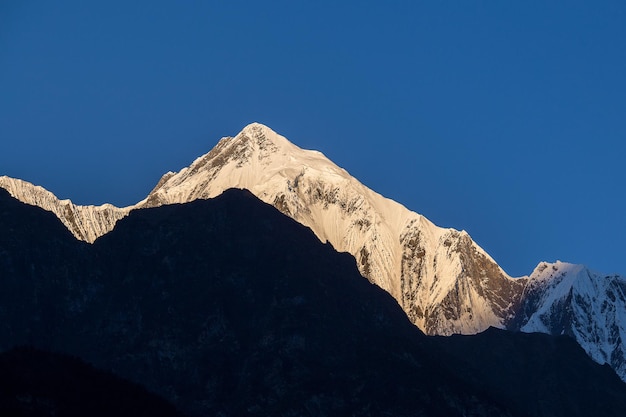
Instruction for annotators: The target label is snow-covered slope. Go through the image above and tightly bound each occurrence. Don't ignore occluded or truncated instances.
[514,261,626,382]
[0,124,524,335]
[140,123,525,335]
[0,176,131,242]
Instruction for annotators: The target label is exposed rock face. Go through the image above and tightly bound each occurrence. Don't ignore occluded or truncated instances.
[2,187,626,417]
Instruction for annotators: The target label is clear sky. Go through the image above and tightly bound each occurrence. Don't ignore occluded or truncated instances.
[1,1,625,277]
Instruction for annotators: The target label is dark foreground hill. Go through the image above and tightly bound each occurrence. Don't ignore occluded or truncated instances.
[1,187,625,416]
[0,347,186,417]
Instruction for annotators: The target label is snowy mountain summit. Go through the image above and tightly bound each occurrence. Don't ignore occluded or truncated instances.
[514,261,626,382]
[141,123,525,336]
[1,122,625,382]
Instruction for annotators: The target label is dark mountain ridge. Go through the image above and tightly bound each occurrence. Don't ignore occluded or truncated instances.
[1,187,625,416]
[0,346,186,417]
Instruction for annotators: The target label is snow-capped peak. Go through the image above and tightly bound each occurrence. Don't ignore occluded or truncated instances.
[518,260,626,381]
[0,124,524,336]
[137,123,525,336]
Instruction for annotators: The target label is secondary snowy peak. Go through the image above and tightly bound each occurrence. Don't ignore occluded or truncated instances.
[0,176,131,242]
[141,122,524,335]
[515,260,626,382]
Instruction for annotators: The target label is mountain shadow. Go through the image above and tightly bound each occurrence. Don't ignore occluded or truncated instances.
[1,187,626,416]
[431,327,626,417]
[0,346,186,417]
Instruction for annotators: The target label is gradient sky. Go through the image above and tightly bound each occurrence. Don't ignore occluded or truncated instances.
[1,1,625,277]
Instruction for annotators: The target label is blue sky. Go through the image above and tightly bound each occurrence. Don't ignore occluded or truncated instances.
[1,1,625,277]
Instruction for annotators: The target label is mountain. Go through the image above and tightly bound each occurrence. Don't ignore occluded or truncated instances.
[140,123,528,337]
[1,123,625,384]
[512,261,626,384]
[2,187,626,416]
[0,124,525,336]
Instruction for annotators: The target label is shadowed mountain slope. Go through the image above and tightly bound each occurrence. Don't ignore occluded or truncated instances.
[431,327,626,417]
[0,347,186,417]
[1,187,626,416]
